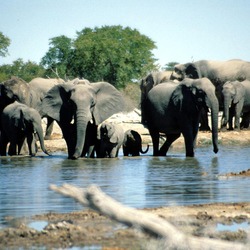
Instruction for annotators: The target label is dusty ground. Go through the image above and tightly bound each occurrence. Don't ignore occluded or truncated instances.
[1,112,250,249]
[1,202,250,249]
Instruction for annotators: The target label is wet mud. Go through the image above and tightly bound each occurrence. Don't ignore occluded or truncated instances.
[1,203,249,249]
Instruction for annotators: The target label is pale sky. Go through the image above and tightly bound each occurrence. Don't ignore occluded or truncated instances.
[1,0,250,68]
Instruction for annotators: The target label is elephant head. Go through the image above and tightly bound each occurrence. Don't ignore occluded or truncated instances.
[179,78,219,154]
[140,71,172,124]
[0,77,30,105]
[41,82,125,159]
[221,81,245,129]
[19,105,49,156]
[171,63,201,81]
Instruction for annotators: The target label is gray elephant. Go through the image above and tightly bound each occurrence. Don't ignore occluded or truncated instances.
[70,78,90,85]
[41,82,125,159]
[171,59,250,84]
[140,71,173,124]
[0,76,64,140]
[171,59,250,130]
[123,129,149,156]
[96,122,124,158]
[0,101,50,156]
[141,78,219,157]
[221,80,250,130]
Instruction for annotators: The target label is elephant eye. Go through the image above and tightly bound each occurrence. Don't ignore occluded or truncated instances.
[13,94,19,100]
[91,99,95,108]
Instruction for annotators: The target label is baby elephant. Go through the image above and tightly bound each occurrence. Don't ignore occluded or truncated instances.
[97,122,124,158]
[0,101,50,156]
[123,129,149,156]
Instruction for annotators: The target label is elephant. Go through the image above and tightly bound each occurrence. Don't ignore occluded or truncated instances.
[96,122,124,158]
[0,101,50,156]
[71,78,90,85]
[141,78,219,157]
[171,59,250,85]
[0,76,64,140]
[41,82,125,159]
[170,59,250,130]
[123,129,149,156]
[140,71,172,124]
[221,80,250,130]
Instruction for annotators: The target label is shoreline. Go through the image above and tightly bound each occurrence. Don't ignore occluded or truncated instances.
[1,201,250,249]
[3,117,247,249]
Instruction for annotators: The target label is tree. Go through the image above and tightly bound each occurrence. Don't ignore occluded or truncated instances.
[41,26,157,88]
[40,35,73,78]
[0,32,11,57]
[163,61,179,71]
[0,59,45,82]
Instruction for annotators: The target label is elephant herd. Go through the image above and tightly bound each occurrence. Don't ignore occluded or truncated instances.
[0,76,148,159]
[1,59,250,159]
[140,59,250,157]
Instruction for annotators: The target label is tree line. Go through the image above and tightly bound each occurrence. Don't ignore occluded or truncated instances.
[0,26,178,88]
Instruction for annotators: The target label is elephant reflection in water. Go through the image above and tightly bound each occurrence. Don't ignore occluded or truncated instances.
[145,156,219,204]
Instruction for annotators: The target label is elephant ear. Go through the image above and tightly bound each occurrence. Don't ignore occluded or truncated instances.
[185,63,200,79]
[171,84,183,109]
[234,82,245,104]
[16,109,26,130]
[91,82,125,124]
[41,83,74,122]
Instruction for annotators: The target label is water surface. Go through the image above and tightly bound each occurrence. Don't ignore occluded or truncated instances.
[0,145,250,225]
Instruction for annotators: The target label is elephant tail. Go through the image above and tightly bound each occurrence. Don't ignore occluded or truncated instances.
[140,144,149,154]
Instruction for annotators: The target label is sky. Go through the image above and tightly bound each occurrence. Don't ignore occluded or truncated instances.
[1,0,250,68]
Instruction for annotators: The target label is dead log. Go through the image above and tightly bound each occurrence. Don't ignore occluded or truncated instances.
[50,184,248,250]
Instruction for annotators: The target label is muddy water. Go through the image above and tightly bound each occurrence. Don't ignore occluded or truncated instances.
[0,145,250,225]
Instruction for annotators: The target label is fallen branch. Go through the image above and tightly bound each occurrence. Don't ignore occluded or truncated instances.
[50,184,248,250]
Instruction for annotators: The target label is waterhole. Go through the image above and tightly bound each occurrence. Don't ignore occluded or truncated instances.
[0,145,250,225]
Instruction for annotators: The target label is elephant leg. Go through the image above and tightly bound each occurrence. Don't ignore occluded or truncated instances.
[110,147,118,158]
[0,135,8,156]
[182,125,195,157]
[26,133,37,156]
[133,149,140,156]
[17,136,26,155]
[86,145,95,158]
[149,129,160,156]
[123,147,129,156]
[240,112,250,129]
[82,123,97,158]
[159,133,180,156]
[44,117,54,140]
[8,132,19,156]
[234,102,244,130]
[60,122,76,159]
[199,108,210,131]
[18,139,30,155]
[228,107,235,130]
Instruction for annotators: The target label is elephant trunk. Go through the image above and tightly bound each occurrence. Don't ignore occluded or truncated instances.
[35,124,50,155]
[72,109,90,159]
[140,144,149,154]
[221,94,231,129]
[209,95,219,154]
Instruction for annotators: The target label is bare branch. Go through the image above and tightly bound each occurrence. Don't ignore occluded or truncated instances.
[50,183,248,250]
